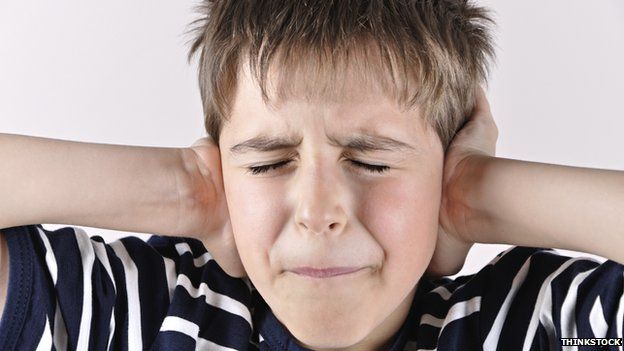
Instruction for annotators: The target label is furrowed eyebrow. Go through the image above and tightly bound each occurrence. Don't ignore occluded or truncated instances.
[229,132,416,155]
[229,134,303,155]
[327,133,416,153]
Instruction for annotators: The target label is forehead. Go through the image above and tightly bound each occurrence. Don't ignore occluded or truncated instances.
[226,62,430,142]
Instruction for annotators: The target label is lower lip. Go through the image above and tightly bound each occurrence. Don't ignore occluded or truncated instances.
[290,267,366,278]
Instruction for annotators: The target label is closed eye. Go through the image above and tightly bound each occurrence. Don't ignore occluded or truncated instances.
[247,160,292,175]
[246,159,390,175]
[348,160,390,174]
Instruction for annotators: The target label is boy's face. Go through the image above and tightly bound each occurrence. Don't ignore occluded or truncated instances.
[219,64,444,350]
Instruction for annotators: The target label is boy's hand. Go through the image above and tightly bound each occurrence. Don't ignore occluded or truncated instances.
[426,86,499,277]
[179,137,246,278]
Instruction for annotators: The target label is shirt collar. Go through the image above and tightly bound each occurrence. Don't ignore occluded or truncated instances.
[251,279,434,351]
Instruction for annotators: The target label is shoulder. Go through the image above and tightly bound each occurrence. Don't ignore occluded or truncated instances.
[444,246,612,309]
[0,224,256,350]
[417,246,624,350]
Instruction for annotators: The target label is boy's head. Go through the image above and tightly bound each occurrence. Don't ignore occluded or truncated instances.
[188,0,495,349]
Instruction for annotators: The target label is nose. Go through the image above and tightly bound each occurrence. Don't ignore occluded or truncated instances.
[294,160,348,236]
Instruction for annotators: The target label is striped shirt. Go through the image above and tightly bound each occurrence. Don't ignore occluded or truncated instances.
[0,224,622,350]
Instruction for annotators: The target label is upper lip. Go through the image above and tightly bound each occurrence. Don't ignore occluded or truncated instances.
[289,266,366,278]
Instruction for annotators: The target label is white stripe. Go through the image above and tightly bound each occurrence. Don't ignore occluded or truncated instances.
[420,313,445,328]
[589,296,608,337]
[175,243,214,267]
[429,282,470,301]
[420,296,481,329]
[521,257,583,351]
[53,304,68,351]
[35,316,52,351]
[92,240,117,350]
[430,286,453,300]
[37,230,58,284]
[560,267,597,351]
[92,241,116,293]
[616,272,624,351]
[440,296,481,333]
[160,316,237,351]
[424,282,474,329]
[177,274,252,327]
[483,256,532,350]
[539,283,558,351]
[110,241,143,351]
[163,257,177,303]
[259,334,264,343]
[160,316,198,340]
[72,228,97,351]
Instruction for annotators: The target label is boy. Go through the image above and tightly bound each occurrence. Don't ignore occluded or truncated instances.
[1,1,623,350]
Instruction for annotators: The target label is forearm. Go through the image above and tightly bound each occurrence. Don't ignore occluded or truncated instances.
[456,155,624,263]
[0,133,192,236]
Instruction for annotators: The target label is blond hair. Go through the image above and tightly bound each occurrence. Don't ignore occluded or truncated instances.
[187,0,496,152]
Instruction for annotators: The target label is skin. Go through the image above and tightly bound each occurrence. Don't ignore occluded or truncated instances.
[217,63,444,350]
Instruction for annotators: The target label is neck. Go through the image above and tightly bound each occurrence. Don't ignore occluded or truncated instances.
[313,284,417,351]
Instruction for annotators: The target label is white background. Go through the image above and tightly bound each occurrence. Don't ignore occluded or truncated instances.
[1,1,622,276]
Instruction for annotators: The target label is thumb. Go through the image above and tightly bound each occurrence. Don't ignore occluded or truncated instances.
[191,136,216,148]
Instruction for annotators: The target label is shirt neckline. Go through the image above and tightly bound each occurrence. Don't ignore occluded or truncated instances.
[251,279,434,351]
[0,226,35,351]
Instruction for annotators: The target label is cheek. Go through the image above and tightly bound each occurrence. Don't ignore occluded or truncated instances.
[222,172,284,276]
[359,174,441,278]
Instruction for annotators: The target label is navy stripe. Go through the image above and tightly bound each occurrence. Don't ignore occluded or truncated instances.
[150,330,197,349]
[437,312,481,350]
[123,236,171,345]
[530,322,550,351]
[577,260,623,338]
[88,251,116,351]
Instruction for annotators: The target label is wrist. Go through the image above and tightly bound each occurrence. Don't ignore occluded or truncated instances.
[172,148,207,235]
[444,154,493,243]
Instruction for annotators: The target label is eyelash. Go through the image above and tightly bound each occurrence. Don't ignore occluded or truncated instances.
[247,159,390,175]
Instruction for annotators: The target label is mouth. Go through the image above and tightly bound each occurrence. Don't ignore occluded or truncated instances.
[289,266,367,278]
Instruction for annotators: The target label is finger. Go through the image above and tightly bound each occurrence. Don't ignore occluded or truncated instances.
[472,85,491,116]
[470,86,498,133]
[191,136,217,148]
[191,138,208,147]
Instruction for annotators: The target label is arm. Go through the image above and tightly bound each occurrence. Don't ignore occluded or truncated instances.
[450,154,624,264]
[0,133,197,236]
[0,133,246,277]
